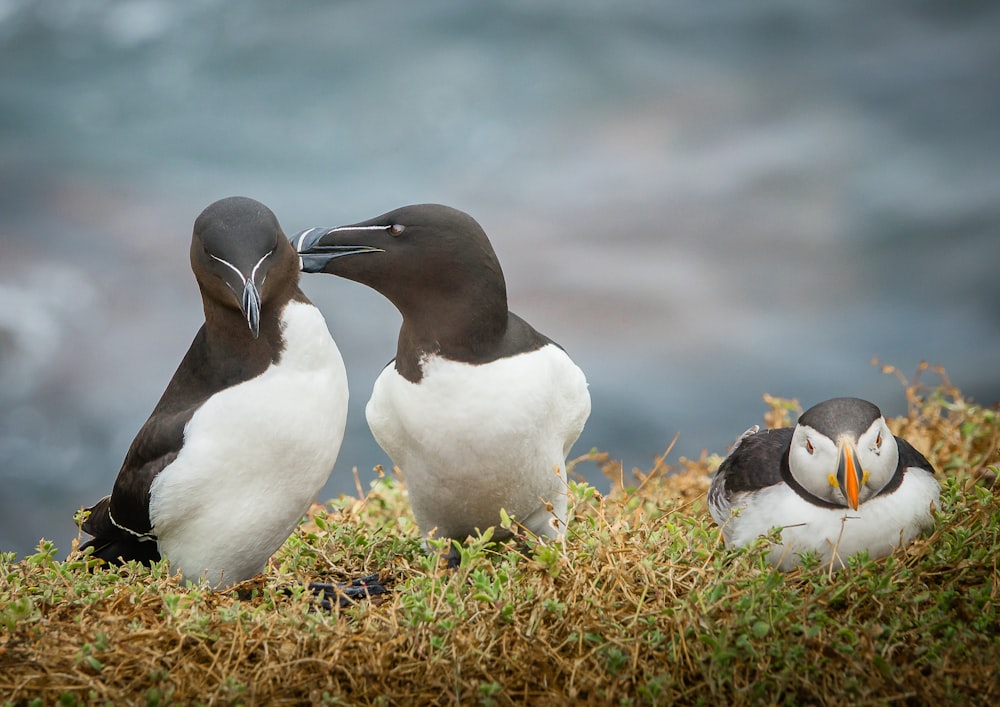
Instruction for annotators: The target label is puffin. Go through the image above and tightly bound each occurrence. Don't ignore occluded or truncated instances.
[708,397,940,570]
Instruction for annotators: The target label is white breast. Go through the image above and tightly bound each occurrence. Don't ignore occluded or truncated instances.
[149,301,348,588]
[366,344,591,542]
[721,468,940,570]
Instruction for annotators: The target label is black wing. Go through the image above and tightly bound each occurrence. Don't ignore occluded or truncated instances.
[78,408,186,564]
[108,410,188,535]
[709,427,793,516]
[79,297,280,564]
[895,436,935,475]
[80,328,216,562]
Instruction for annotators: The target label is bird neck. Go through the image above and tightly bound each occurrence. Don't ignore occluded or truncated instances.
[393,296,509,382]
[201,298,284,377]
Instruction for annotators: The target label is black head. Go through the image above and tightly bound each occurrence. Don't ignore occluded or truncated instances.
[292,204,507,321]
[791,397,897,510]
[798,397,882,439]
[292,204,514,375]
[191,196,300,338]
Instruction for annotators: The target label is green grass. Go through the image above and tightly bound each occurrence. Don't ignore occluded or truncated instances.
[1,363,998,705]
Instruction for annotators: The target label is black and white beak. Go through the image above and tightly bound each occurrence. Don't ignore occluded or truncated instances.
[211,253,268,338]
[291,227,385,273]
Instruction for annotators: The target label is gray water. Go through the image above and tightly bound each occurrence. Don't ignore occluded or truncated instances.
[1,0,998,559]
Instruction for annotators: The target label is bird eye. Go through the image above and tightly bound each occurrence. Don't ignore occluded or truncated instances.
[805,440,814,455]
[875,432,882,448]
[388,224,405,236]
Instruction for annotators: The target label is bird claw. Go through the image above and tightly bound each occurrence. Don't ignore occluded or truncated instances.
[305,573,390,611]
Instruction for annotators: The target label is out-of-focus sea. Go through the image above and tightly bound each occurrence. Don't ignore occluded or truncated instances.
[1,0,998,558]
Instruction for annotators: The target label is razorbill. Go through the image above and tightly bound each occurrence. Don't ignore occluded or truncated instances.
[292,204,591,555]
[79,196,350,589]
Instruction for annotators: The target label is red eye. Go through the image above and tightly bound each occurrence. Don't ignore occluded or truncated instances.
[806,440,814,454]
[876,433,882,447]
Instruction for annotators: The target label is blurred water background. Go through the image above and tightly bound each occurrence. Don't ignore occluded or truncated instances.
[1,0,998,558]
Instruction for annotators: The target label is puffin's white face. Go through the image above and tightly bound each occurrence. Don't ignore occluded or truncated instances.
[788,416,899,509]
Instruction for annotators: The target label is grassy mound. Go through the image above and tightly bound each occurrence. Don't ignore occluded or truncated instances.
[2,363,998,705]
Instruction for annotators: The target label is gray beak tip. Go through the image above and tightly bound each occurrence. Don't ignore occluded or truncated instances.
[242,279,261,338]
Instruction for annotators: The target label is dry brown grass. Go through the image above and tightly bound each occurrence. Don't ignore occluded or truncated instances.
[2,363,998,705]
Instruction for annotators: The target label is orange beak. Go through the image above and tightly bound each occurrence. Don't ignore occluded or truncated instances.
[837,441,864,510]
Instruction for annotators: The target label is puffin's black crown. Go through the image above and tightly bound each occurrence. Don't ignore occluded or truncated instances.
[798,397,882,439]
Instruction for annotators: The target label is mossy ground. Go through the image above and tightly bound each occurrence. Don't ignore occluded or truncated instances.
[2,363,998,705]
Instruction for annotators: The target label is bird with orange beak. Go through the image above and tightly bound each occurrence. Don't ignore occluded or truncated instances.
[708,397,940,570]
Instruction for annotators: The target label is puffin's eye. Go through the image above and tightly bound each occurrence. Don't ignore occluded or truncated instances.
[805,440,814,455]
[388,224,405,236]
[875,432,882,448]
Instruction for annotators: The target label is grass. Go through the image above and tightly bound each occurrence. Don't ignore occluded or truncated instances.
[1,362,998,705]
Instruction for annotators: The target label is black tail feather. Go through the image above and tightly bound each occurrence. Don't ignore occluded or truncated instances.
[79,535,161,565]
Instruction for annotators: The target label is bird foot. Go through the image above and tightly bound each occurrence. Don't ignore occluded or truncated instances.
[304,573,390,611]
